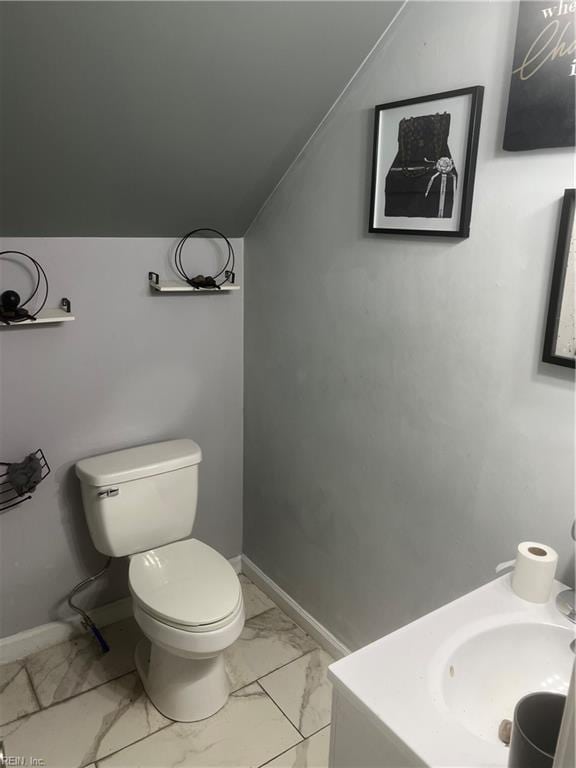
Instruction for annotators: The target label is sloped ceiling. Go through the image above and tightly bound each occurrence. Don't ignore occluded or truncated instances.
[0,1,402,236]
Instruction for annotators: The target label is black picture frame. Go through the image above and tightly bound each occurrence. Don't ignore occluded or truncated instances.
[543,189,575,369]
[369,86,484,238]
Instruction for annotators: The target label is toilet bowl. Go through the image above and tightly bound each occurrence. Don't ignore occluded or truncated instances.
[129,538,244,721]
[75,439,245,723]
[128,539,244,722]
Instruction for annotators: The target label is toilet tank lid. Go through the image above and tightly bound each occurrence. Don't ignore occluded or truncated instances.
[75,439,202,487]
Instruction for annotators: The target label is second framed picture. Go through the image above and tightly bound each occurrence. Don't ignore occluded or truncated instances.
[369,86,484,237]
[543,189,575,369]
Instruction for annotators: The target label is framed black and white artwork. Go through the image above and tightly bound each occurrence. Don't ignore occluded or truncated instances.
[543,189,575,369]
[369,86,484,238]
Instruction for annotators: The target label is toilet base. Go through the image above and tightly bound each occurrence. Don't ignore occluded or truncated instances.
[135,638,229,722]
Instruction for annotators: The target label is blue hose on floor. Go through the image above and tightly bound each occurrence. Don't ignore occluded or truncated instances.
[84,617,110,654]
[66,558,112,654]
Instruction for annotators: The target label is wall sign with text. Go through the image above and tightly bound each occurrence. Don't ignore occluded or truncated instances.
[504,1,575,150]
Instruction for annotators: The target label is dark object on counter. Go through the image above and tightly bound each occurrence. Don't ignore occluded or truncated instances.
[7,453,43,495]
[508,692,566,768]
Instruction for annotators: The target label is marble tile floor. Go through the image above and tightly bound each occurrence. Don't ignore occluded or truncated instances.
[0,575,334,768]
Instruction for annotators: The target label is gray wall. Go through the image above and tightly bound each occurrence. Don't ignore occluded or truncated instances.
[0,1,401,236]
[244,1,575,651]
[0,237,243,637]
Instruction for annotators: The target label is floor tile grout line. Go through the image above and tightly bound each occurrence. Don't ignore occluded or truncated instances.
[3,668,139,723]
[228,647,314,695]
[256,651,333,742]
[257,724,331,768]
[256,647,318,685]
[0,665,41,727]
[10,619,141,712]
[90,719,175,768]
[254,680,307,743]
[255,649,334,744]
[94,678,291,768]
[244,604,279,622]
[23,664,42,713]
[304,722,332,741]
[0,661,25,693]
[251,645,322,691]
[245,605,279,622]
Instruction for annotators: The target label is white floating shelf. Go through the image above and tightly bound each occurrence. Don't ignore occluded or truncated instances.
[0,301,74,327]
[149,278,240,293]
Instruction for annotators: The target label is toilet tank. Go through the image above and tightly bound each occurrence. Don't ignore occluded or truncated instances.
[75,439,202,557]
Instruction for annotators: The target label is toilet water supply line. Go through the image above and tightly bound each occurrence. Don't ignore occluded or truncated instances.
[67,558,112,654]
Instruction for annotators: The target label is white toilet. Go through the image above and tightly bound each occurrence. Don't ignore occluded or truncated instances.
[75,439,244,722]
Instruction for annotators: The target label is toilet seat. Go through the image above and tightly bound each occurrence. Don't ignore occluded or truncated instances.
[129,538,241,630]
[135,594,244,634]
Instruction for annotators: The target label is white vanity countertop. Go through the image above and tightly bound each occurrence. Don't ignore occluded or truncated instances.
[328,576,574,767]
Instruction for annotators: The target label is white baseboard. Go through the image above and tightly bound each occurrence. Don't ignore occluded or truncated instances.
[0,554,243,664]
[241,555,350,659]
[0,596,133,664]
[228,554,242,574]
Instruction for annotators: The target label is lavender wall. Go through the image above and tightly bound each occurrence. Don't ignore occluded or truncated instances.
[244,1,575,651]
[0,238,243,636]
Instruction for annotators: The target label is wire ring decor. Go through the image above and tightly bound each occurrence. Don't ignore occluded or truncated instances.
[173,228,235,288]
[0,250,49,323]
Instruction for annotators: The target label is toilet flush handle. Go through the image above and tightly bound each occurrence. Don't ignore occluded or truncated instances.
[97,488,119,498]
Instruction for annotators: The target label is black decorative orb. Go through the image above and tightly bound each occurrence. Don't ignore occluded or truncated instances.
[0,290,21,310]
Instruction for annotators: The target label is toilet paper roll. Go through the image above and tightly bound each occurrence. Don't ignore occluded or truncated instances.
[511,542,558,603]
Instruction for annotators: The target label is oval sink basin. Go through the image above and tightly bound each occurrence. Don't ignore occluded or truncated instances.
[330,578,576,767]
[442,622,574,745]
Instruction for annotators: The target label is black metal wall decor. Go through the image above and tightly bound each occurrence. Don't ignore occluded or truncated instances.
[503,1,575,151]
[543,189,575,368]
[369,87,484,238]
[0,250,48,324]
[0,449,51,512]
[173,228,235,289]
